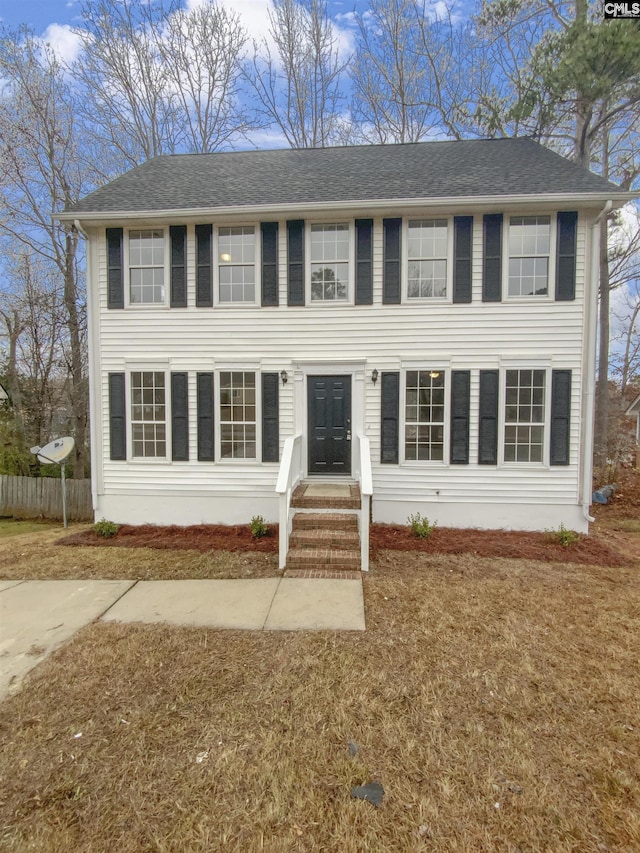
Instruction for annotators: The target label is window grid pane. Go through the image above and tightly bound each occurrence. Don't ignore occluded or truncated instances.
[130,371,166,458]
[508,216,550,297]
[129,230,165,304]
[310,224,349,301]
[504,370,545,463]
[407,220,448,300]
[218,227,256,303]
[404,370,445,461]
[219,371,257,458]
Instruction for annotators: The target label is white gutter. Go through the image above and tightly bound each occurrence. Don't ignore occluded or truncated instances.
[583,200,613,524]
[56,191,637,224]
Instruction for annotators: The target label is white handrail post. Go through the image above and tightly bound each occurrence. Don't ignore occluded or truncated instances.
[275,434,302,571]
[357,433,373,572]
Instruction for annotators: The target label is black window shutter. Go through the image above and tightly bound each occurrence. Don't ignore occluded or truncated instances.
[170,225,187,308]
[482,214,502,302]
[171,372,189,461]
[261,373,279,462]
[383,218,402,304]
[196,372,214,461]
[261,222,279,306]
[355,218,373,305]
[106,228,124,309]
[381,371,400,464]
[108,372,126,460]
[287,219,305,306]
[556,212,577,301]
[453,216,473,304]
[195,224,213,307]
[450,370,470,464]
[478,369,499,464]
[550,370,572,465]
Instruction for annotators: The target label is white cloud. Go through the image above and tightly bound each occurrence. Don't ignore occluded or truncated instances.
[40,23,83,64]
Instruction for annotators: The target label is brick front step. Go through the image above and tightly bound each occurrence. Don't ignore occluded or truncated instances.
[292,512,358,531]
[283,569,362,580]
[290,529,360,550]
[291,483,361,510]
[285,547,361,571]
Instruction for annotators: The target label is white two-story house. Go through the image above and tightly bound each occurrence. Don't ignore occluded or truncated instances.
[60,138,634,569]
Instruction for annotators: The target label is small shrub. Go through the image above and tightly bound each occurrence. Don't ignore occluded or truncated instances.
[250,515,269,539]
[94,519,120,538]
[550,523,580,547]
[407,512,434,539]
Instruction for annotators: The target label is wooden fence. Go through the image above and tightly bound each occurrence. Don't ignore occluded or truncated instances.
[0,475,93,521]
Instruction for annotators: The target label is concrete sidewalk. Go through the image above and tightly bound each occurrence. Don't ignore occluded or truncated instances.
[0,576,365,700]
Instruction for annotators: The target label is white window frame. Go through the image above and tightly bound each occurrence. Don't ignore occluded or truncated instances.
[213,224,261,307]
[400,366,449,465]
[504,215,556,302]
[498,363,552,468]
[403,216,453,303]
[126,367,170,462]
[125,228,169,308]
[306,221,355,305]
[216,366,261,463]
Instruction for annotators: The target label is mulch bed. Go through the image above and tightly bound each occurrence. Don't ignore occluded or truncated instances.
[62,523,279,553]
[61,521,628,566]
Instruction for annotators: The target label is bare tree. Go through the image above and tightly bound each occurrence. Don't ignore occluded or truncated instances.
[0,26,90,477]
[350,0,470,143]
[153,2,250,153]
[74,0,180,168]
[248,0,348,148]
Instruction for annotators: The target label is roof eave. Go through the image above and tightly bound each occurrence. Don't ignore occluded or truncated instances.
[57,190,637,224]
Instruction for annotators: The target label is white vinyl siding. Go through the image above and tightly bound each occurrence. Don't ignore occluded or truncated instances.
[92,210,589,529]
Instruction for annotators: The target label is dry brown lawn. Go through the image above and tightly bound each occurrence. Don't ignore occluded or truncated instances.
[1,521,639,851]
[0,523,277,581]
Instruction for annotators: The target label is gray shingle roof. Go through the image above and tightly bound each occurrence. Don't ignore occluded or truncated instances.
[67,138,626,215]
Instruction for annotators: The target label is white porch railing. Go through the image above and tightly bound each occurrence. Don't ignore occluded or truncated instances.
[275,433,303,569]
[356,433,373,572]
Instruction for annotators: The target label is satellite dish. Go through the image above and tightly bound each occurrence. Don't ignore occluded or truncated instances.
[31,436,75,465]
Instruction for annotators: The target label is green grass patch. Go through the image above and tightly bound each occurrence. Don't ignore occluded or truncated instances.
[0,518,61,537]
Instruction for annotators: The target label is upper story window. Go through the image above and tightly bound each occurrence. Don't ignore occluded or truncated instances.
[220,371,256,459]
[407,219,448,299]
[405,369,445,461]
[129,229,165,304]
[504,369,545,462]
[131,371,166,458]
[310,223,349,301]
[218,226,256,303]
[508,216,551,297]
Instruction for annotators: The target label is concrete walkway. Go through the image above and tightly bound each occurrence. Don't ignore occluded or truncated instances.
[0,576,365,700]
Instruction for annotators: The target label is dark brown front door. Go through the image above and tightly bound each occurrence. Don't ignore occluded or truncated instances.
[308,375,351,475]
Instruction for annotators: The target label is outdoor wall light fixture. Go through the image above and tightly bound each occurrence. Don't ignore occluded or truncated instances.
[280,370,288,385]
[371,369,379,385]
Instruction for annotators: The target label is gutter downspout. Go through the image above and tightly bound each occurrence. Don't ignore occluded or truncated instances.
[583,200,613,524]
[75,219,98,516]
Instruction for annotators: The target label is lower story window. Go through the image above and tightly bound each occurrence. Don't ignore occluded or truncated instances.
[131,371,166,457]
[220,371,256,458]
[405,370,445,461]
[504,369,545,462]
